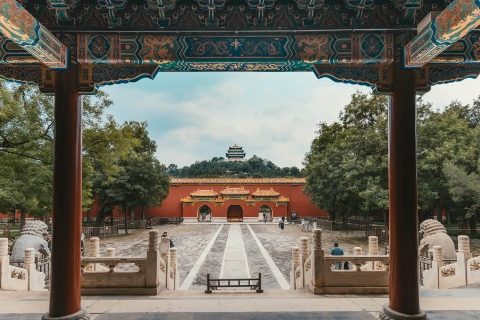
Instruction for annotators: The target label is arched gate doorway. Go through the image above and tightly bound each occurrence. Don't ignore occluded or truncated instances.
[259,205,273,222]
[227,205,243,222]
[198,205,212,222]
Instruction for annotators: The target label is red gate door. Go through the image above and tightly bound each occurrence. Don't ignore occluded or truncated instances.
[227,205,243,222]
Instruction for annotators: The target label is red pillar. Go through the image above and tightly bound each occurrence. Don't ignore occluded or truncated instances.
[381,65,426,320]
[44,67,86,319]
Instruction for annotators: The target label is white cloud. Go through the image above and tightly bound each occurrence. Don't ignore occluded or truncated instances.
[103,73,479,168]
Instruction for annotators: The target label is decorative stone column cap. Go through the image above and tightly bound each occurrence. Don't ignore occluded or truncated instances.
[0,238,8,256]
[148,230,159,251]
[312,228,322,250]
[432,245,443,262]
[24,248,35,265]
[457,235,470,254]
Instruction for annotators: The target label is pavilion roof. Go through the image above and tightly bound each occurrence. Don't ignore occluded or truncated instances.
[252,188,280,197]
[220,187,251,195]
[190,189,219,197]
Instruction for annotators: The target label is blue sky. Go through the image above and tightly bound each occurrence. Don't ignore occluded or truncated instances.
[102,72,480,168]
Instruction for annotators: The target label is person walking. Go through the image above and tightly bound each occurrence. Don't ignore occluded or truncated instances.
[263,212,267,223]
[330,242,344,270]
[162,231,174,248]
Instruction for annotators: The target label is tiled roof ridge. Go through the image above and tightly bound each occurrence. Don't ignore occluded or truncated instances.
[190,189,218,197]
[170,177,305,184]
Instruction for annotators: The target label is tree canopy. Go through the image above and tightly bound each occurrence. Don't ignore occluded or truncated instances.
[0,81,169,227]
[169,155,302,178]
[304,92,480,229]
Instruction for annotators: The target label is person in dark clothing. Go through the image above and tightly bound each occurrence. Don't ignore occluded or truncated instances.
[291,211,297,221]
[263,212,267,223]
[162,231,174,248]
[278,217,284,230]
[330,242,344,270]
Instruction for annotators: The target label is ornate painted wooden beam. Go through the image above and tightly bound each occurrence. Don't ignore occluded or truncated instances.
[77,33,394,68]
[0,0,68,69]
[404,0,480,67]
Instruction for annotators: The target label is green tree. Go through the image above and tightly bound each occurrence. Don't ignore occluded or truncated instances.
[95,122,169,233]
[417,99,479,223]
[304,92,389,222]
[305,93,480,228]
[443,161,480,233]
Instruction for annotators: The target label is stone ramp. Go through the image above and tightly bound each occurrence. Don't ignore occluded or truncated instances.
[220,224,250,279]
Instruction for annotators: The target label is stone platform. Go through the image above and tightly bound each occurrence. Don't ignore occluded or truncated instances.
[1,288,479,320]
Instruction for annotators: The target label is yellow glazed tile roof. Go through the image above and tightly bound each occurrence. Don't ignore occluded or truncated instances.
[252,188,280,197]
[220,187,250,195]
[190,189,218,197]
[170,178,305,184]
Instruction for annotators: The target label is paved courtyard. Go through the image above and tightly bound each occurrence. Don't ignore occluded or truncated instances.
[97,223,379,290]
[97,223,480,291]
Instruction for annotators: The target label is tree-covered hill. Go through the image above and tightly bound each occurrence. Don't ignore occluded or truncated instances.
[168,155,302,178]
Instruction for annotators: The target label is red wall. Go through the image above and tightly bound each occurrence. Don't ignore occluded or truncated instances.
[143,179,328,219]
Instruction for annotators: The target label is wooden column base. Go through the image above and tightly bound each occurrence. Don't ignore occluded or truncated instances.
[380,305,426,320]
[42,309,90,320]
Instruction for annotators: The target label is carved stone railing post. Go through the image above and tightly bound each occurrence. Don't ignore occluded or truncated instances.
[290,247,302,289]
[432,245,444,289]
[146,230,160,289]
[89,237,100,257]
[168,247,179,290]
[24,248,35,291]
[309,228,325,294]
[300,237,310,287]
[88,237,100,271]
[300,237,309,262]
[368,236,379,270]
[160,235,170,286]
[0,238,9,289]
[458,235,471,259]
[368,236,379,255]
[456,235,470,286]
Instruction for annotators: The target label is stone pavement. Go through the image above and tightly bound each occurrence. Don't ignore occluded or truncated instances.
[1,288,480,319]
[220,225,250,279]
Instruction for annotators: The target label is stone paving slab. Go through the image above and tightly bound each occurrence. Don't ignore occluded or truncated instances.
[1,289,480,319]
[4,311,480,320]
[94,312,378,320]
[220,225,250,279]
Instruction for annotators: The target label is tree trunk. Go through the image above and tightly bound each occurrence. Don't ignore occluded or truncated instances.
[95,205,107,226]
[469,215,477,235]
[20,210,26,229]
[123,205,128,235]
[129,207,135,222]
[141,205,145,221]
